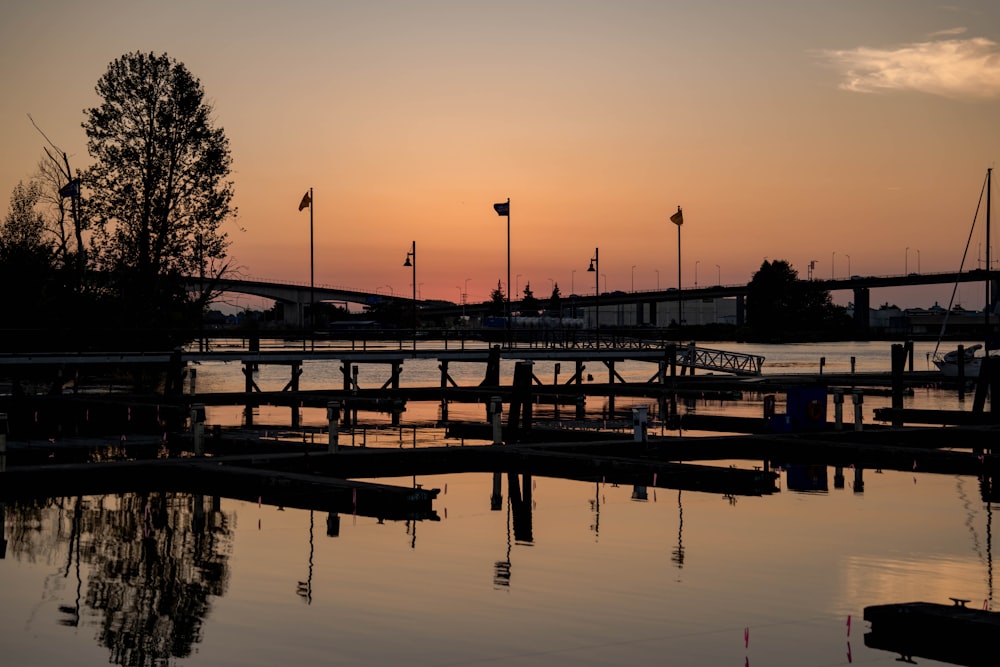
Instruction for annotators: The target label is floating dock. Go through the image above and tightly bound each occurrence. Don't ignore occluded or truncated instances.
[864,599,1000,666]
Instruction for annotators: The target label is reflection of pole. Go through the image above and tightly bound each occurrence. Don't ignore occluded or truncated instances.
[297,511,314,604]
[491,471,503,511]
[672,489,685,570]
[493,497,512,587]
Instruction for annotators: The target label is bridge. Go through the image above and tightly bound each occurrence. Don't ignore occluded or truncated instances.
[193,270,998,329]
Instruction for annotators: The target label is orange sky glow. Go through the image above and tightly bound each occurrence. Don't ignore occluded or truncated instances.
[3,1,1000,309]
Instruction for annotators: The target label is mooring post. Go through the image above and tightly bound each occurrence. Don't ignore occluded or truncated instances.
[850,356,856,374]
[243,362,254,427]
[632,405,648,442]
[890,344,905,426]
[490,396,503,445]
[0,412,7,473]
[834,466,845,488]
[852,389,864,431]
[833,389,844,430]
[607,360,616,416]
[507,361,534,443]
[190,403,206,456]
[440,360,449,423]
[327,401,340,453]
[957,344,966,401]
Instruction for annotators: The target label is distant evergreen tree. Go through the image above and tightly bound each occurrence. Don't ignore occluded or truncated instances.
[487,280,507,316]
[548,283,563,315]
[520,282,541,315]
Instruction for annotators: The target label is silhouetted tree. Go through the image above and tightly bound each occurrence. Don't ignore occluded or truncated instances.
[487,280,506,316]
[520,282,541,315]
[83,51,236,342]
[0,181,64,344]
[548,283,563,315]
[746,259,851,341]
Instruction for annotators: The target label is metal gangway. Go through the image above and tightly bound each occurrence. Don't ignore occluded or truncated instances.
[676,343,764,376]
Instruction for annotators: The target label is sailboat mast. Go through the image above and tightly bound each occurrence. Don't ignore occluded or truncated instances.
[987,167,992,355]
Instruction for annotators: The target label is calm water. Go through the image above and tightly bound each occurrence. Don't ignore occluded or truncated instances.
[1,341,994,666]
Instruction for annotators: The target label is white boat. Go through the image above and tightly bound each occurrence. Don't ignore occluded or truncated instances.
[933,343,983,376]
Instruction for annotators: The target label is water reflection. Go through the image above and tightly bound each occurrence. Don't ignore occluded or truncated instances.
[5,493,232,667]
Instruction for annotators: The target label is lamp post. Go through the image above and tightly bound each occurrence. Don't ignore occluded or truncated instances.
[631,265,636,293]
[588,248,599,343]
[695,260,700,287]
[655,269,660,290]
[905,247,909,274]
[831,251,835,279]
[571,269,576,295]
[403,241,416,351]
[917,249,920,273]
[716,264,720,286]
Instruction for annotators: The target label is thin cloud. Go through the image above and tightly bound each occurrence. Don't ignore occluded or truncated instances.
[823,36,1000,98]
[928,27,967,37]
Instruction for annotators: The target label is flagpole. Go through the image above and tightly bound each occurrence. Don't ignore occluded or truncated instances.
[677,216,682,331]
[309,187,315,335]
[506,198,511,348]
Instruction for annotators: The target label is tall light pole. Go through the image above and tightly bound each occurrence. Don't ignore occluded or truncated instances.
[846,254,851,276]
[715,264,720,286]
[403,241,416,351]
[631,265,637,293]
[571,269,576,295]
[695,260,700,287]
[588,248,599,344]
[831,251,835,279]
[905,246,909,274]
[493,198,511,345]
[917,249,921,273]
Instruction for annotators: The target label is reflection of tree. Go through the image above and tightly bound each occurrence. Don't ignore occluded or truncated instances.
[6,493,233,667]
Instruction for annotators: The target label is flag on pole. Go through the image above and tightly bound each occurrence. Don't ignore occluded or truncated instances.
[58,179,80,198]
[670,206,683,226]
[298,191,311,211]
[493,201,509,217]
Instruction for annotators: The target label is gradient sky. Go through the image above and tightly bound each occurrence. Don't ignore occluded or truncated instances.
[3,0,999,309]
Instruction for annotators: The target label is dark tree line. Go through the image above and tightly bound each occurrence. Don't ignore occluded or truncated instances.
[1,51,237,351]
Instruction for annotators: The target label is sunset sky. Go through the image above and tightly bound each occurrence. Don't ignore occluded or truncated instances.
[3,0,1000,309]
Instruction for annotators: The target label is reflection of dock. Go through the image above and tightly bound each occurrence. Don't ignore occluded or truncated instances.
[0,455,440,521]
[864,599,1000,666]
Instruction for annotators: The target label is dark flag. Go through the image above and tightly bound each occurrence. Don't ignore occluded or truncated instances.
[58,179,80,198]
[493,201,509,217]
[298,191,311,211]
[670,206,683,226]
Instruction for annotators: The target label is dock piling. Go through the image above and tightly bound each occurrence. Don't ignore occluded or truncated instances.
[0,412,6,473]
[190,403,206,455]
[833,389,844,430]
[852,390,864,431]
[490,396,503,445]
[327,401,340,452]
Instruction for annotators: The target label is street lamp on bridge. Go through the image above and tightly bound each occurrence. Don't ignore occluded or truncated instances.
[587,248,599,343]
[403,241,416,351]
